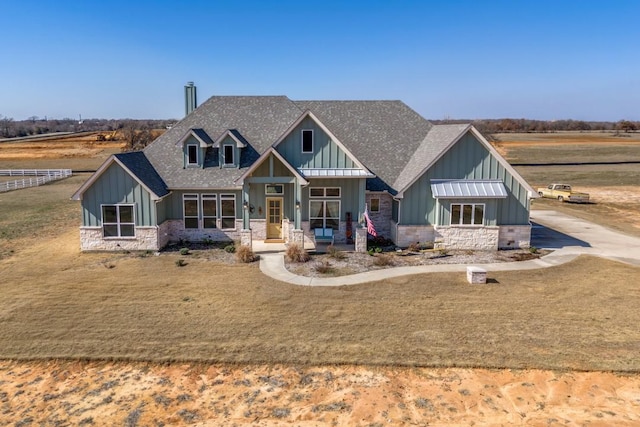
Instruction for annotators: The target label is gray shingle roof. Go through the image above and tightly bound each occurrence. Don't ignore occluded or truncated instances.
[393,124,470,193]
[294,101,433,192]
[114,151,169,198]
[144,96,304,188]
[143,96,468,192]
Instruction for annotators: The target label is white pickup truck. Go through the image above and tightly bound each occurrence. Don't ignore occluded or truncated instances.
[537,184,590,203]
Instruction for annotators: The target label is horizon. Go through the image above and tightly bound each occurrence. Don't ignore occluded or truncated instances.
[1,0,639,122]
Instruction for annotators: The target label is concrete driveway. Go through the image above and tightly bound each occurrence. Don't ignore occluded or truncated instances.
[531,210,640,266]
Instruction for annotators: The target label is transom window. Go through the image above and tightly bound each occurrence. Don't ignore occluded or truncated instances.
[309,200,340,230]
[223,144,234,166]
[309,187,340,198]
[451,203,484,225]
[266,184,284,195]
[220,194,236,230]
[302,129,313,153]
[187,144,198,165]
[102,204,135,237]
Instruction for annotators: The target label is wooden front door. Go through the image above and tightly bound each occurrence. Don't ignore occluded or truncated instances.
[266,197,283,240]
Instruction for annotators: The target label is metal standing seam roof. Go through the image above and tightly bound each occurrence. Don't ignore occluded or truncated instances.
[430,180,508,198]
[298,168,374,178]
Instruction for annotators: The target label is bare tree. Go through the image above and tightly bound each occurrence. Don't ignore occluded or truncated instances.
[0,115,14,137]
[121,122,155,152]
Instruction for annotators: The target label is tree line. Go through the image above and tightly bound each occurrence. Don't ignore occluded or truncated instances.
[0,116,175,139]
[432,118,638,136]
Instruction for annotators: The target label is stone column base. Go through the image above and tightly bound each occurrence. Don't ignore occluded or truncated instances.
[240,229,252,247]
[291,229,304,246]
[355,228,367,253]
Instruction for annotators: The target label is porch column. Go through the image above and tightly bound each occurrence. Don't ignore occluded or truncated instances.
[294,179,302,229]
[242,183,250,230]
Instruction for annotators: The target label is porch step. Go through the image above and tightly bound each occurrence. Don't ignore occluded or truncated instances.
[263,239,285,243]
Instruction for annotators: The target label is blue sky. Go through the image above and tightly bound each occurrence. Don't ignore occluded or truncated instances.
[1,0,638,121]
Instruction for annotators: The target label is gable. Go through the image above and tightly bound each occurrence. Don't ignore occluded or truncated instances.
[76,161,158,227]
[401,131,532,225]
[275,115,358,169]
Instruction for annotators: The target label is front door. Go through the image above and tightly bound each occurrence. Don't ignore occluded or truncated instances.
[266,197,283,240]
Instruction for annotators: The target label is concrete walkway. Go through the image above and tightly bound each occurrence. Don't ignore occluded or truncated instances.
[258,210,640,286]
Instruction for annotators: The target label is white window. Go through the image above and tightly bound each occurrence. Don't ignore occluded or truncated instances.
[370,198,380,212]
[202,194,217,229]
[187,144,198,165]
[309,200,340,230]
[183,194,199,229]
[220,194,236,230]
[102,204,135,238]
[223,144,234,166]
[302,129,313,153]
[309,187,340,198]
[451,203,484,225]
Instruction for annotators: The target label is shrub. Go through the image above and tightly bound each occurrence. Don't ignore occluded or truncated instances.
[372,253,394,267]
[313,260,333,274]
[438,248,450,257]
[236,245,256,263]
[367,246,382,256]
[285,243,310,263]
[224,244,236,253]
[180,247,190,256]
[326,245,346,260]
[529,246,539,254]
[175,259,187,267]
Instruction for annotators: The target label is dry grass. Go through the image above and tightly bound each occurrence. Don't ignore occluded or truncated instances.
[1,222,640,371]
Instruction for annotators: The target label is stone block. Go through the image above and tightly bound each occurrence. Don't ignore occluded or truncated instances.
[467,266,487,284]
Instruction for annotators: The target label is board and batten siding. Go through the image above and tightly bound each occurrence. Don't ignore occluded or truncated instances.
[276,117,356,169]
[80,162,156,227]
[400,132,530,226]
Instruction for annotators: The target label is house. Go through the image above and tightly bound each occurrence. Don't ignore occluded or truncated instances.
[72,94,537,252]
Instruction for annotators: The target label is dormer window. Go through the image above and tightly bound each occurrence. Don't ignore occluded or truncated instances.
[223,144,234,166]
[302,129,313,153]
[187,144,198,165]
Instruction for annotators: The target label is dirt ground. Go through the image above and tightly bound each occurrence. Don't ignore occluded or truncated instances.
[2,361,639,426]
[2,132,640,425]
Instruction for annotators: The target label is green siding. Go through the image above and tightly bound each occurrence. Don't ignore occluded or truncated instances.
[301,178,364,222]
[81,162,156,226]
[276,117,356,169]
[400,132,530,225]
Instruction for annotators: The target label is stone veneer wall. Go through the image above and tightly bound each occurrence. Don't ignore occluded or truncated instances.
[80,226,160,251]
[434,226,500,250]
[365,193,393,239]
[498,225,531,249]
[393,223,436,248]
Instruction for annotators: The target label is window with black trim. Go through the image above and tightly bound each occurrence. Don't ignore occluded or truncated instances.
[183,194,199,228]
[370,198,380,212]
[302,129,313,153]
[102,204,135,237]
[451,203,484,225]
[309,200,340,230]
[187,144,198,165]
[202,194,217,228]
[309,187,340,198]
[266,184,283,195]
[223,144,234,166]
[220,194,236,229]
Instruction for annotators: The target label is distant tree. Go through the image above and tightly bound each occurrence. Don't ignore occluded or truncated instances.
[121,122,155,152]
[0,115,13,137]
[616,120,636,133]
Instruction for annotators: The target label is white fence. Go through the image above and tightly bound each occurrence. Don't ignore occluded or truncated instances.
[0,169,73,192]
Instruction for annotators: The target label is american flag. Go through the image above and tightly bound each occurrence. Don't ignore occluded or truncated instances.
[363,205,377,237]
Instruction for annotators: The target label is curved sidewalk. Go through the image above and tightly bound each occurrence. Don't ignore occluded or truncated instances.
[259,210,640,286]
